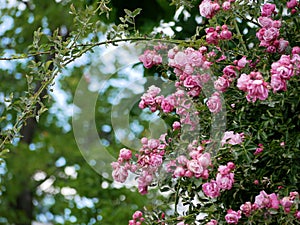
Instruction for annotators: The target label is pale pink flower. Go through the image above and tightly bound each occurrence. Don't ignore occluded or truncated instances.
[173,166,186,177]
[216,172,234,190]
[198,153,211,168]
[199,0,220,19]
[255,191,279,209]
[225,209,241,224]
[258,16,273,28]
[214,76,230,92]
[112,164,128,183]
[271,74,286,92]
[206,219,218,225]
[236,56,249,68]
[202,180,220,198]
[206,92,222,113]
[187,159,204,175]
[222,1,231,10]
[139,50,162,68]
[161,95,176,113]
[237,73,251,92]
[221,131,244,146]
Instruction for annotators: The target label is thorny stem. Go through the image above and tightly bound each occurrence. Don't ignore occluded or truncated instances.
[233,19,248,53]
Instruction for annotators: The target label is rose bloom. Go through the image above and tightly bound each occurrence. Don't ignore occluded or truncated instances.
[240,201,253,217]
[214,76,230,92]
[261,3,276,17]
[271,74,287,93]
[199,0,220,19]
[263,27,279,42]
[139,50,162,68]
[202,180,220,198]
[187,159,204,175]
[225,209,241,224]
[206,219,218,225]
[216,172,234,190]
[206,92,222,113]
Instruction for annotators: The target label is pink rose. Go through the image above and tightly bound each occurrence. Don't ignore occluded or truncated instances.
[261,3,276,17]
[271,74,287,92]
[237,73,251,91]
[225,209,241,224]
[119,148,132,160]
[206,92,222,113]
[258,16,273,28]
[187,159,204,175]
[112,165,128,183]
[246,79,269,102]
[139,50,162,68]
[202,180,220,198]
[206,219,218,225]
[161,96,176,113]
[222,1,231,10]
[216,172,234,190]
[199,0,220,19]
[263,27,279,42]
[287,0,298,9]
[240,202,253,217]
[214,76,230,92]
[220,29,232,40]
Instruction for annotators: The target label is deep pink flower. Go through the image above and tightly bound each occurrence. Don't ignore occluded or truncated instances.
[220,29,232,40]
[287,0,298,9]
[119,148,132,160]
[295,211,300,219]
[240,202,253,217]
[246,79,269,102]
[292,46,300,54]
[271,74,286,92]
[261,3,276,17]
[223,65,237,78]
[225,209,241,224]
[202,180,220,198]
[161,96,176,113]
[206,92,222,113]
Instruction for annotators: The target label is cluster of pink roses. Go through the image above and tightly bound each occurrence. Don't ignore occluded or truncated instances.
[166,140,211,179]
[111,135,167,195]
[237,71,269,102]
[205,25,232,45]
[199,0,236,19]
[129,211,145,225]
[237,191,300,223]
[270,49,300,93]
[202,162,235,198]
[256,3,289,53]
